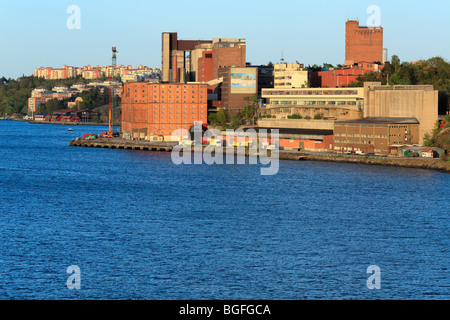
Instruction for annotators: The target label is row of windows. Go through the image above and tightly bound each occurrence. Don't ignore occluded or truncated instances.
[152,116,204,120]
[264,89,360,96]
[336,133,388,138]
[335,140,373,145]
[153,110,204,114]
[133,99,204,103]
[335,124,388,128]
[135,93,204,99]
[271,100,359,106]
[133,84,205,89]
[129,104,204,109]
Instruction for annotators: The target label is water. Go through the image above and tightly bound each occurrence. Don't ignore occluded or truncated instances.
[0,120,448,300]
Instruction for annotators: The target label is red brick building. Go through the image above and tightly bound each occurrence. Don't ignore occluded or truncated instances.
[310,68,367,88]
[162,33,246,84]
[344,20,383,66]
[310,20,384,88]
[218,66,258,111]
[211,39,246,80]
[121,82,208,140]
[197,50,214,83]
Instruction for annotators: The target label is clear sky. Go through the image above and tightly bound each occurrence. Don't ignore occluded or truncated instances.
[0,0,449,79]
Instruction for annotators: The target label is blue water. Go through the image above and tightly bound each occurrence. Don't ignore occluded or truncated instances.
[0,121,448,300]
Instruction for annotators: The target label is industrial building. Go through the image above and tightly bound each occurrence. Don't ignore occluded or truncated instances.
[261,87,365,121]
[310,20,386,88]
[344,20,384,66]
[334,117,420,155]
[218,66,258,110]
[161,33,246,83]
[121,82,207,140]
[310,68,368,88]
[363,83,439,145]
[260,82,439,148]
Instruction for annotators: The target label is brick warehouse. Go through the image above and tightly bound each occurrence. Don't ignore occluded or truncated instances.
[121,82,207,140]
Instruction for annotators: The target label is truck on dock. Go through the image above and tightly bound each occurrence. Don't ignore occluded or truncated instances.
[83,133,97,140]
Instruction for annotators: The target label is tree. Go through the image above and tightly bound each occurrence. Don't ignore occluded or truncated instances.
[216,108,227,127]
[242,95,259,125]
[391,55,401,72]
[208,112,217,125]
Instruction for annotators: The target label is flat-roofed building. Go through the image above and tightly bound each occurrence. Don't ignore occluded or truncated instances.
[121,82,208,140]
[273,63,308,89]
[261,87,365,120]
[218,66,258,111]
[364,83,439,145]
[334,117,420,155]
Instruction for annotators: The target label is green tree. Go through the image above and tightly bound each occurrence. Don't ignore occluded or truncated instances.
[208,112,217,125]
[216,108,227,127]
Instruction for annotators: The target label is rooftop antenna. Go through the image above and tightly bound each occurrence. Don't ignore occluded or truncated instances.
[281,51,285,64]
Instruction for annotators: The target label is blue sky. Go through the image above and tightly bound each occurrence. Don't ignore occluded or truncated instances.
[1,0,449,79]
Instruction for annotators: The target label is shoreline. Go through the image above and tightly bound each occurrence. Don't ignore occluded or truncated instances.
[280,153,450,173]
[28,120,111,126]
[69,137,450,173]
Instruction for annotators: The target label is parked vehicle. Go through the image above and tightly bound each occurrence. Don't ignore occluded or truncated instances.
[83,133,97,140]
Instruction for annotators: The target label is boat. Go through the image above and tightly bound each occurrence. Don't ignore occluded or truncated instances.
[67,128,73,131]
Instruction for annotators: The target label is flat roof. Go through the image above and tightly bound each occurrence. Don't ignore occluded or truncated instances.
[369,84,434,91]
[256,127,334,136]
[336,117,419,124]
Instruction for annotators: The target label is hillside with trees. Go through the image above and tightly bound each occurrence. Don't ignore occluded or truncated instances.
[0,75,120,117]
[344,56,450,114]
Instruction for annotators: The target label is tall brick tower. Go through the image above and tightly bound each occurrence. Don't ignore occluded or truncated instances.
[345,20,383,66]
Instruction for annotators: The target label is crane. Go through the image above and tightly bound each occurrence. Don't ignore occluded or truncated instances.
[108,46,118,137]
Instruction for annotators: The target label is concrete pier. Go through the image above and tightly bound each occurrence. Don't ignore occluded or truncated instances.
[68,137,450,172]
[69,137,177,152]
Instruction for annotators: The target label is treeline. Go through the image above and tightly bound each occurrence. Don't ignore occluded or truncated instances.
[0,76,89,115]
[0,75,120,116]
[344,56,450,114]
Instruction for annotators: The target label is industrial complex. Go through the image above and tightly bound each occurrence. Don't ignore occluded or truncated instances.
[32,19,443,157]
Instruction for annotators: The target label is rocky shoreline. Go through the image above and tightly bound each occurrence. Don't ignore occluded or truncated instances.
[282,153,450,173]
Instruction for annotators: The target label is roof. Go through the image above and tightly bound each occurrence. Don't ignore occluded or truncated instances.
[52,109,72,114]
[369,84,435,91]
[336,117,419,124]
[256,127,334,136]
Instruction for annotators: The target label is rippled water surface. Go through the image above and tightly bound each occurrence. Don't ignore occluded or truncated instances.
[0,121,448,299]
